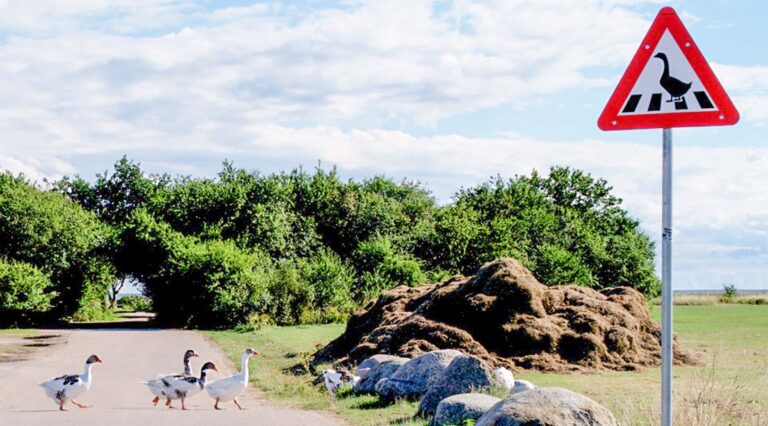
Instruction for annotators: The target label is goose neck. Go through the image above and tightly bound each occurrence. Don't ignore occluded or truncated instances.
[240,354,250,379]
[82,363,93,382]
[659,55,669,78]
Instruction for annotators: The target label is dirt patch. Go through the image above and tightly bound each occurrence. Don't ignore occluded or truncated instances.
[0,332,67,363]
[316,258,697,372]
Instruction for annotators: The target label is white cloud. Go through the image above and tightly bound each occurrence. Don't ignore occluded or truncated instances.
[6,122,767,288]
[712,63,768,124]
[0,0,656,129]
[0,1,766,289]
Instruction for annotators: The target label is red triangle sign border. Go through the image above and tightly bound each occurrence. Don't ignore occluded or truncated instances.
[598,7,739,131]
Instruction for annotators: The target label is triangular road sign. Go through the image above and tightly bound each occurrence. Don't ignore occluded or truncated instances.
[598,7,738,130]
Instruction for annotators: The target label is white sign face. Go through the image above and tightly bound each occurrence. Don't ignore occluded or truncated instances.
[618,30,717,116]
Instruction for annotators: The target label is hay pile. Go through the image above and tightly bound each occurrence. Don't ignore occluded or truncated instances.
[316,258,696,372]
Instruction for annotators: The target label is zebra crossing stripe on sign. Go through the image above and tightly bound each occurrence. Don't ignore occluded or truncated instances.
[597,7,738,130]
[621,91,714,114]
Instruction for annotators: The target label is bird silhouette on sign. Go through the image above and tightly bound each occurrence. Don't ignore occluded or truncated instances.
[654,52,692,103]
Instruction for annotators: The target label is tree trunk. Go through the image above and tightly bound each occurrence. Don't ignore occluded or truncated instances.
[109,278,126,309]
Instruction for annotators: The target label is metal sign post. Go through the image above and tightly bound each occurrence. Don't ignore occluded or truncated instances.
[661,128,673,425]
[597,8,738,425]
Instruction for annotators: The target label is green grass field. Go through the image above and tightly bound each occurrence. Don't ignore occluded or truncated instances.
[206,304,768,426]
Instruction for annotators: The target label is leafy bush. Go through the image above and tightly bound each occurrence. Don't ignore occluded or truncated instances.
[0,259,57,324]
[122,210,273,328]
[299,249,356,318]
[353,236,428,302]
[117,294,153,312]
[14,160,661,327]
[720,284,738,303]
[0,173,115,320]
[426,167,660,296]
[737,297,767,305]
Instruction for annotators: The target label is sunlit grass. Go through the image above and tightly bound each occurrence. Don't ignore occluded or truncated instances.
[205,305,768,426]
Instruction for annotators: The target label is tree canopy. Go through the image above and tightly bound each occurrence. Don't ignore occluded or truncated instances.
[0,158,659,327]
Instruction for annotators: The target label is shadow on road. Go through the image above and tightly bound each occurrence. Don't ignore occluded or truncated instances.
[65,311,160,330]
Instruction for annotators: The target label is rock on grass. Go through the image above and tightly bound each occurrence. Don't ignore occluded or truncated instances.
[418,354,498,416]
[475,387,618,426]
[375,349,461,402]
[354,355,409,395]
[430,393,501,426]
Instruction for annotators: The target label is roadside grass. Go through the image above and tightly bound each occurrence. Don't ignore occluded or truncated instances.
[204,324,423,426]
[206,305,767,426]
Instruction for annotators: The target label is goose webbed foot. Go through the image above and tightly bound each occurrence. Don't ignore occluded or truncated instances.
[181,397,189,411]
[214,399,223,410]
[233,398,245,410]
[59,400,67,411]
[152,396,160,406]
[71,399,91,409]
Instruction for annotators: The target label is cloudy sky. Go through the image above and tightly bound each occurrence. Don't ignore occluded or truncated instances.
[1,0,766,290]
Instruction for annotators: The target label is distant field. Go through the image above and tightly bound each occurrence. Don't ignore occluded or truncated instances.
[654,291,768,306]
[206,304,768,426]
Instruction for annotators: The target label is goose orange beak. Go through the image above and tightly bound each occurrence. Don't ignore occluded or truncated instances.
[193,352,200,357]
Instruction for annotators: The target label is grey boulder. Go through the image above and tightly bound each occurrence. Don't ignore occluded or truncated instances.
[418,354,498,416]
[475,387,618,426]
[354,355,409,394]
[355,354,408,378]
[375,349,463,402]
[430,393,501,426]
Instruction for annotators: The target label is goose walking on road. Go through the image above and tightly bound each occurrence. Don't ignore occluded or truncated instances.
[206,348,259,410]
[142,349,200,408]
[40,354,103,411]
[164,362,218,410]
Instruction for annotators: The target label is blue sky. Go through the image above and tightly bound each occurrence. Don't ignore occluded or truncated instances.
[1,0,766,290]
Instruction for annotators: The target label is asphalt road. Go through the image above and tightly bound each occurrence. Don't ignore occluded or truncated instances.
[0,328,342,425]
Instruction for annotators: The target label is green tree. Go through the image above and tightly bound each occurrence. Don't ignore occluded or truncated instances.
[0,259,57,325]
[0,173,115,319]
[425,167,659,296]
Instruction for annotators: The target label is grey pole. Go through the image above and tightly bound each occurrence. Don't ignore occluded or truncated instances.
[661,128,673,426]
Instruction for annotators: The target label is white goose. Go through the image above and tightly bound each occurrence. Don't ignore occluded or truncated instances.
[163,361,218,410]
[40,354,103,411]
[493,367,536,394]
[206,348,259,410]
[142,349,200,408]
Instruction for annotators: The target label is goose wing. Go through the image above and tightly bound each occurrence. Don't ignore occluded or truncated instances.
[165,375,203,398]
[206,375,245,400]
[40,374,84,400]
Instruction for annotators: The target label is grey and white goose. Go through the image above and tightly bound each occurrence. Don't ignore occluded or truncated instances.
[164,361,218,410]
[40,354,103,411]
[142,349,200,408]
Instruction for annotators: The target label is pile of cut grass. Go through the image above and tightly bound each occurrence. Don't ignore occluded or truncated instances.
[205,304,768,426]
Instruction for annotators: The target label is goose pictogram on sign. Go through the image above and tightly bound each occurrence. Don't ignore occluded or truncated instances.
[598,7,738,130]
[655,52,691,103]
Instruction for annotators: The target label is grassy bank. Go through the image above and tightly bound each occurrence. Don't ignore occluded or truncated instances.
[205,324,421,425]
[206,304,768,426]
